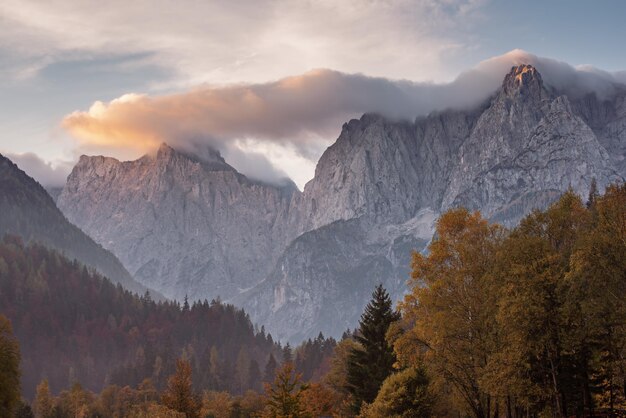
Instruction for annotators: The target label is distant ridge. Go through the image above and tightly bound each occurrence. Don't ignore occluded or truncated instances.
[0,153,160,298]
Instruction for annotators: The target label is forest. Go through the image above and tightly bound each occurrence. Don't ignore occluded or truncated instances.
[1,182,625,418]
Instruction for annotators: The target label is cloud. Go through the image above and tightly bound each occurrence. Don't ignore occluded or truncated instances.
[0,0,485,86]
[4,152,73,187]
[61,49,626,188]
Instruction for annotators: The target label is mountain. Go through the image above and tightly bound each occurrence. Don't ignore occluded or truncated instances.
[0,236,280,399]
[57,65,626,342]
[441,65,621,218]
[237,64,625,341]
[0,154,154,296]
[57,143,299,301]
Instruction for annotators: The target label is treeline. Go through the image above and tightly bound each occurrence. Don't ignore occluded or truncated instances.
[0,237,335,401]
[0,290,372,418]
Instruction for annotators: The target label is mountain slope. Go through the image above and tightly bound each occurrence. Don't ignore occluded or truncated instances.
[236,210,436,342]
[0,154,154,296]
[0,237,280,399]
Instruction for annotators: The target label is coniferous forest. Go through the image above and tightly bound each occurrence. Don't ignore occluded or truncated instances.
[1,184,625,417]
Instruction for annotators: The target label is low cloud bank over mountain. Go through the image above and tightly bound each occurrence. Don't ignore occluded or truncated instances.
[60,49,626,186]
[3,152,73,187]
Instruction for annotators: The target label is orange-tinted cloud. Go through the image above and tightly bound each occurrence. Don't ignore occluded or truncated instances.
[62,50,626,186]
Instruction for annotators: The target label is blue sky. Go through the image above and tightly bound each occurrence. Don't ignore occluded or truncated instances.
[1,0,625,187]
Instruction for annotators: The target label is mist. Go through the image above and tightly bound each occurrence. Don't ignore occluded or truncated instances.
[4,152,73,188]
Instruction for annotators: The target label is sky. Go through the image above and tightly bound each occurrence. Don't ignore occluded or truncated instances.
[1,0,626,189]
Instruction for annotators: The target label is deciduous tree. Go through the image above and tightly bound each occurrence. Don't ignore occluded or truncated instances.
[359,367,433,418]
[397,209,503,418]
[161,359,201,418]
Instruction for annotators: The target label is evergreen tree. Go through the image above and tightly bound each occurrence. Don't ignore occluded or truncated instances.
[208,346,221,389]
[282,343,293,364]
[264,354,278,383]
[235,347,251,394]
[249,359,262,392]
[0,236,281,399]
[161,359,201,418]
[346,284,400,412]
[0,315,21,417]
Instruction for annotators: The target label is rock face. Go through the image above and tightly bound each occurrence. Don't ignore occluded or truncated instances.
[0,154,154,297]
[443,64,622,221]
[238,64,625,341]
[57,144,298,301]
[58,65,626,342]
[235,210,436,342]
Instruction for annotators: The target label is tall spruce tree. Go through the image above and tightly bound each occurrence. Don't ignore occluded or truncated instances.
[264,353,278,383]
[346,284,400,412]
[282,343,293,364]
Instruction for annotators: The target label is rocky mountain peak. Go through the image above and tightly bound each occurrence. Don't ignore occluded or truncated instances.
[155,142,176,159]
[58,140,300,302]
[154,142,231,171]
[502,64,545,99]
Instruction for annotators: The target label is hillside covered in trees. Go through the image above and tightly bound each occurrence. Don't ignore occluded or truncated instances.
[0,236,336,402]
[0,154,152,296]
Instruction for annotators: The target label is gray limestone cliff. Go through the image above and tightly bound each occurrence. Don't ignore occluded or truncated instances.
[57,65,626,341]
[57,144,298,301]
[237,64,625,341]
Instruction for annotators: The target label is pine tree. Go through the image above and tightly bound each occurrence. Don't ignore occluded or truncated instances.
[346,284,400,412]
[0,315,21,417]
[235,347,251,394]
[264,354,278,383]
[249,359,262,392]
[14,400,34,418]
[161,358,201,418]
[208,346,221,389]
[282,343,293,364]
